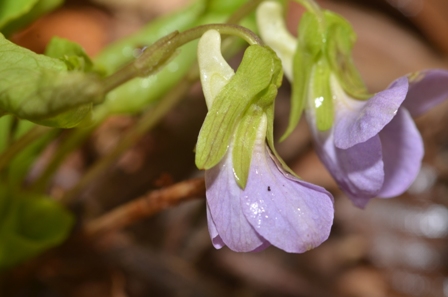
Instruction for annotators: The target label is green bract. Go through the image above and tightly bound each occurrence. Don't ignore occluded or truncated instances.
[310,59,333,131]
[324,11,370,100]
[282,11,326,139]
[196,44,282,188]
[0,187,74,269]
[0,0,62,36]
[0,34,104,128]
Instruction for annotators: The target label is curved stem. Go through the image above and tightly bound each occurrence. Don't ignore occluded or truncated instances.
[101,23,262,93]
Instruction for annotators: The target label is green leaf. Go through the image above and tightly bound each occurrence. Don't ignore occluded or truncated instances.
[310,59,334,131]
[195,45,281,170]
[280,11,324,140]
[45,37,94,72]
[0,0,63,37]
[0,116,13,154]
[324,11,370,100]
[0,34,104,128]
[0,188,74,269]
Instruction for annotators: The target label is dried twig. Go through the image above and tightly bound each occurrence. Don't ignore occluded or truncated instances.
[84,177,205,237]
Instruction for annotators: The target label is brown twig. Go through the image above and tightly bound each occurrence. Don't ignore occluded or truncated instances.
[84,177,206,237]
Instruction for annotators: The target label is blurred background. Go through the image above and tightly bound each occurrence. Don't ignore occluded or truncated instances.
[3,0,448,296]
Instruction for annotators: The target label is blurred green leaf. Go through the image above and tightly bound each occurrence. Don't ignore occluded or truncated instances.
[0,34,104,128]
[0,0,63,37]
[45,37,95,72]
[0,188,74,270]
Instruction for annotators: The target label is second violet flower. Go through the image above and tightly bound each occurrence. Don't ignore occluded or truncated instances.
[257,1,448,207]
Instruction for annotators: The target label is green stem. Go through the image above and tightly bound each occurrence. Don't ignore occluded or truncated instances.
[61,65,200,205]
[0,125,50,172]
[101,23,262,93]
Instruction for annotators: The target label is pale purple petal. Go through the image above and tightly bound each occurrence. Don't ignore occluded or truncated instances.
[378,108,424,197]
[205,203,225,249]
[241,143,334,253]
[334,77,408,149]
[205,151,269,252]
[311,124,384,208]
[403,69,448,117]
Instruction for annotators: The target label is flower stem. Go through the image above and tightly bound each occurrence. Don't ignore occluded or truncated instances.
[101,23,262,94]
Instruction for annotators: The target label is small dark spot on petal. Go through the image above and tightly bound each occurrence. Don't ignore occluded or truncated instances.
[267,186,271,192]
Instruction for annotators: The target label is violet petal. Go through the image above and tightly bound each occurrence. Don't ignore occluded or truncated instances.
[241,143,334,253]
[205,203,225,249]
[205,151,269,252]
[378,108,424,197]
[312,125,384,208]
[333,76,408,149]
[403,69,448,117]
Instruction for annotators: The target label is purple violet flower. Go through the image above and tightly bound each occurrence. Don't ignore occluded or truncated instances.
[310,70,448,207]
[205,116,334,252]
[197,30,334,252]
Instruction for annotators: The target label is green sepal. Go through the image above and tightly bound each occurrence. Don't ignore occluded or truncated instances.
[324,11,370,100]
[280,11,325,141]
[232,105,264,189]
[232,82,279,189]
[195,45,281,170]
[311,59,334,131]
[0,34,104,128]
[265,90,298,178]
[0,187,74,270]
[0,0,62,37]
[45,37,96,73]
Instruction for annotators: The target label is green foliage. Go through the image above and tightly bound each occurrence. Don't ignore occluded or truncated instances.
[0,0,63,36]
[0,188,74,269]
[0,34,104,128]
